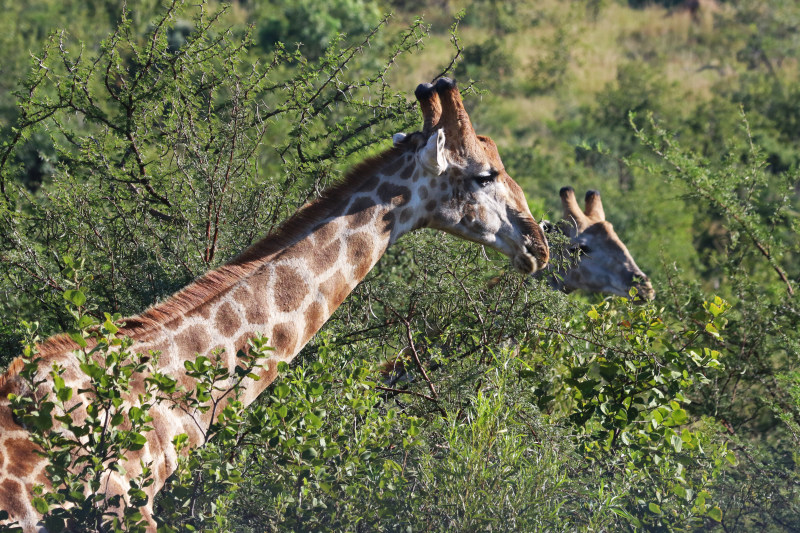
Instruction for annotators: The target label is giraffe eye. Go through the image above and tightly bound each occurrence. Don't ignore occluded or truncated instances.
[473,170,498,187]
[569,244,592,255]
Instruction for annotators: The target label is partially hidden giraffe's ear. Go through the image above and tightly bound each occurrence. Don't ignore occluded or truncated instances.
[560,186,589,229]
[435,77,481,156]
[420,128,448,175]
[584,189,605,221]
[540,220,555,233]
[415,82,442,136]
[392,132,407,146]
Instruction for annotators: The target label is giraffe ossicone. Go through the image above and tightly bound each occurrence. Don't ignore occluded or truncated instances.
[540,186,654,300]
[0,77,549,531]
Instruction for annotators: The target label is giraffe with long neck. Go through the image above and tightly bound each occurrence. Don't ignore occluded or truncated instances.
[0,78,549,531]
[541,186,654,300]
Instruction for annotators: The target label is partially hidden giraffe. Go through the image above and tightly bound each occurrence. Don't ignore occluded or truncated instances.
[377,185,653,389]
[540,186,654,300]
[0,78,549,531]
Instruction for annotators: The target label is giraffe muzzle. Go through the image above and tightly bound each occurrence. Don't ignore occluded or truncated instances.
[511,239,548,275]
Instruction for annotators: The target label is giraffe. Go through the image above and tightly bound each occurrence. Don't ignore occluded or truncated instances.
[0,78,549,531]
[540,186,654,300]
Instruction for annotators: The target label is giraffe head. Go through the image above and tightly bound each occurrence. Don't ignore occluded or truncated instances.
[392,78,548,274]
[543,187,654,300]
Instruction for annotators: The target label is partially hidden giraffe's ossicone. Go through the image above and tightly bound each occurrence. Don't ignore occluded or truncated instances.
[0,78,549,531]
[541,186,654,300]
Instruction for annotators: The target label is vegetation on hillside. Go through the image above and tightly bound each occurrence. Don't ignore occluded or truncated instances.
[1,0,799,530]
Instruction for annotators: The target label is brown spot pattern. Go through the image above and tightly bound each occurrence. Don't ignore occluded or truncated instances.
[425,200,438,212]
[176,325,211,360]
[347,197,377,229]
[359,175,379,192]
[303,301,326,342]
[348,232,373,280]
[273,265,307,313]
[320,271,350,310]
[419,186,429,199]
[399,164,414,180]
[381,211,395,235]
[0,478,28,515]
[280,238,312,260]
[263,358,279,385]
[272,322,298,356]
[215,301,241,338]
[35,467,49,486]
[314,220,339,246]
[399,209,413,224]
[234,331,257,355]
[245,269,271,325]
[377,182,411,207]
[185,301,212,320]
[165,315,183,331]
[5,438,38,479]
[311,238,341,275]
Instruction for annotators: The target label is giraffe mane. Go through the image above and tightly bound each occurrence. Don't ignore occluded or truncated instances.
[0,356,26,390]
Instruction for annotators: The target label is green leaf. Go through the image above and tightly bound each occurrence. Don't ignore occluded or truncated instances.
[63,289,86,307]
[56,385,73,403]
[32,496,49,514]
[103,317,119,335]
[707,507,722,521]
[68,332,88,348]
[306,412,322,428]
[648,502,662,515]
[275,384,291,399]
[670,408,688,425]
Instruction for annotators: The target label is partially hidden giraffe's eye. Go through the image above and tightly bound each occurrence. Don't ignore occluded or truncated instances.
[474,170,498,187]
[569,244,592,255]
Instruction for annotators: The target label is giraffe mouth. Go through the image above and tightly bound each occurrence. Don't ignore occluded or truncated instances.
[513,243,547,275]
[512,237,548,275]
[632,282,656,302]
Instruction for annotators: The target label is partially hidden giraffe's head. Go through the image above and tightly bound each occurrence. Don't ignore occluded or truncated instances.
[393,77,548,274]
[543,186,655,301]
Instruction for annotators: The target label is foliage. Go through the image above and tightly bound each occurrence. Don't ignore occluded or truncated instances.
[2,0,800,531]
[529,294,732,528]
[7,260,162,531]
[255,0,383,58]
[191,336,420,532]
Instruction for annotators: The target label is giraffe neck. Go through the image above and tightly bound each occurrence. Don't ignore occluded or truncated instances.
[118,146,428,500]
[0,144,431,530]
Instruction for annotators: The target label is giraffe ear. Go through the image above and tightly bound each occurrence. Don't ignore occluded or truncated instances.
[392,132,407,146]
[420,128,448,175]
